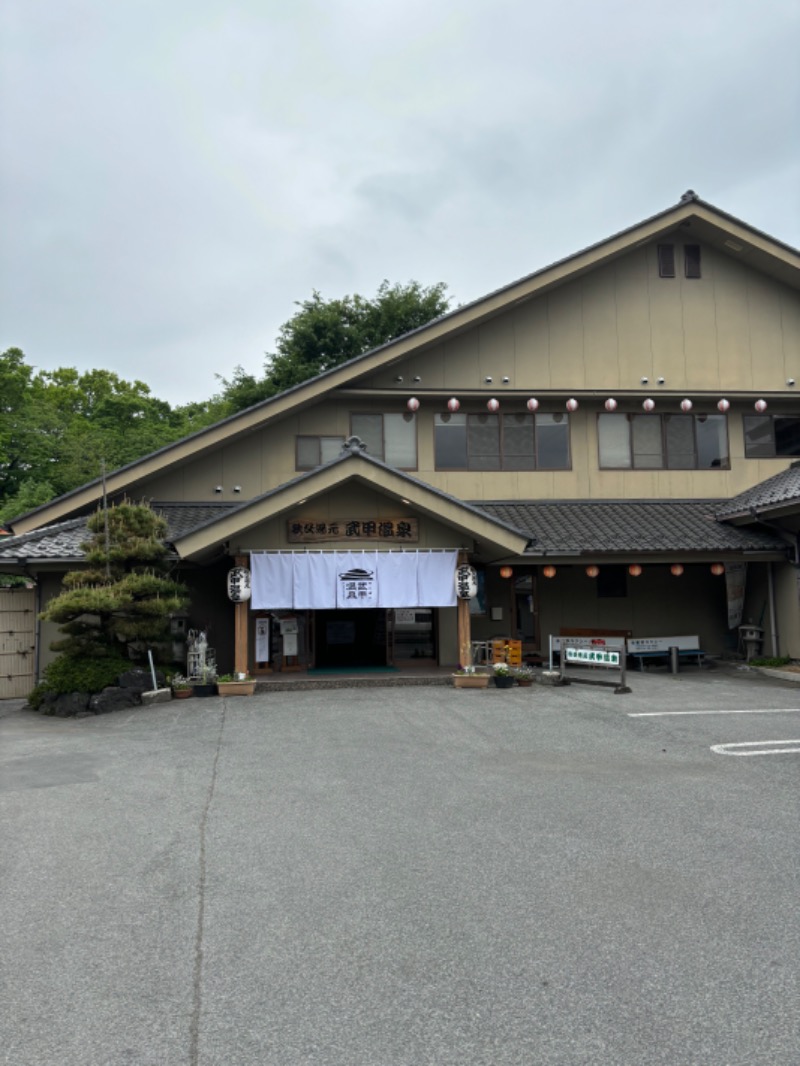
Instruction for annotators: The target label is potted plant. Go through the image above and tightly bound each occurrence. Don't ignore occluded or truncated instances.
[452,666,491,689]
[170,673,193,699]
[216,673,257,696]
[190,663,218,697]
[492,662,515,688]
[511,665,535,687]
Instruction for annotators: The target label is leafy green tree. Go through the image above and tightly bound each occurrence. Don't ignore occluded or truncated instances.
[40,502,189,663]
[215,279,451,413]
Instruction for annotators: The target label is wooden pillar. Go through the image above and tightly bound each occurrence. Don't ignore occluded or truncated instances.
[234,554,249,676]
[457,549,472,668]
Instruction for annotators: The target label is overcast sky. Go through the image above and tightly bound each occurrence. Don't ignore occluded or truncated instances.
[2,0,798,406]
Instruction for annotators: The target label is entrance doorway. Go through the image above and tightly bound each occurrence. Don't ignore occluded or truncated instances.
[314,609,388,668]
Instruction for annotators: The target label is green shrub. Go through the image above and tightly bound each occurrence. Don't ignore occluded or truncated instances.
[28,652,131,708]
[749,656,792,668]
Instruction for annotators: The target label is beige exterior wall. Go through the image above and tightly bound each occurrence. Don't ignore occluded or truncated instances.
[774,564,800,659]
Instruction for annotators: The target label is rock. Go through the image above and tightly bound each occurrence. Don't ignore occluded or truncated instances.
[117,667,163,691]
[50,692,91,717]
[89,687,140,714]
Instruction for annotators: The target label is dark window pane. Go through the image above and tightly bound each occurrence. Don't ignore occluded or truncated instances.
[536,414,570,469]
[434,413,468,468]
[598,413,632,468]
[665,415,695,469]
[503,413,535,456]
[658,244,676,278]
[774,417,800,457]
[684,244,701,278]
[468,415,500,469]
[632,415,663,468]
[743,415,774,458]
[351,414,384,460]
[296,437,320,469]
[695,415,728,468]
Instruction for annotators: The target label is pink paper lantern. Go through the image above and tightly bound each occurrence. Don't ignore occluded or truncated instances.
[407,397,420,412]
[680,399,693,413]
[526,398,539,412]
[628,564,643,577]
[447,397,460,412]
[642,398,655,413]
[717,398,730,413]
[542,565,557,578]
[604,398,617,412]
[670,564,684,576]
[585,565,599,578]
[566,398,579,412]
[710,563,725,576]
[755,399,768,413]
[487,398,500,412]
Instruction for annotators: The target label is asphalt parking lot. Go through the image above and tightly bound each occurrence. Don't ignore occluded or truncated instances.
[2,666,799,1066]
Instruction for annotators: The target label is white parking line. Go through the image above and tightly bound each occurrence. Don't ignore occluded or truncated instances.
[711,740,800,757]
[628,708,800,717]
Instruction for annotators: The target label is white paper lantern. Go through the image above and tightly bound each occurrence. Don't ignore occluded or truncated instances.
[566,398,579,412]
[447,397,460,412]
[755,399,768,413]
[455,564,478,599]
[717,398,730,413]
[487,398,500,412]
[526,398,539,412]
[407,397,420,412]
[642,398,656,412]
[227,567,252,602]
[604,398,617,412]
[680,399,693,412]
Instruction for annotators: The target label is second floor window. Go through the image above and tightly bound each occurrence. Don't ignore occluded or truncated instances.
[434,412,571,470]
[351,413,417,468]
[744,415,800,458]
[598,413,729,469]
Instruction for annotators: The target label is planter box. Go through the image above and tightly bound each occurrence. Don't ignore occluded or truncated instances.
[492,675,516,689]
[216,681,256,697]
[452,673,490,689]
[172,688,193,699]
[190,683,217,698]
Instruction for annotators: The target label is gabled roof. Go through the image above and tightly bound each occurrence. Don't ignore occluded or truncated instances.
[714,463,800,520]
[170,445,530,560]
[10,192,800,536]
[477,500,787,557]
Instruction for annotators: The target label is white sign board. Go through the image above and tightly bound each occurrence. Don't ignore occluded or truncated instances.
[627,635,699,653]
[255,618,270,662]
[565,647,620,667]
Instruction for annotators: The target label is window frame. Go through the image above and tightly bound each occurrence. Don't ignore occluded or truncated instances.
[597,412,730,471]
[295,435,346,471]
[434,411,571,471]
[743,414,800,459]
[349,411,418,470]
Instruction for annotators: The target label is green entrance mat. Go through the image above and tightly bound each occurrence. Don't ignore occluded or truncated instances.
[307,666,398,675]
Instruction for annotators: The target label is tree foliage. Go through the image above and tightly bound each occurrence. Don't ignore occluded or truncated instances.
[40,502,189,662]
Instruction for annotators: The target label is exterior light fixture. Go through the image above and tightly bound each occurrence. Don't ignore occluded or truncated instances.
[585,565,599,578]
[407,397,420,411]
[214,485,223,493]
[628,564,643,577]
[670,564,684,576]
[657,377,665,385]
[413,375,421,383]
[710,563,725,576]
[233,485,242,493]
[542,565,557,578]
[499,566,513,579]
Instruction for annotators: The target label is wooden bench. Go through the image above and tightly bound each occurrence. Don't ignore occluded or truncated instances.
[626,636,706,671]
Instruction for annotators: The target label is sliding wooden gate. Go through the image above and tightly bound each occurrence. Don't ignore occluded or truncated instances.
[0,587,36,699]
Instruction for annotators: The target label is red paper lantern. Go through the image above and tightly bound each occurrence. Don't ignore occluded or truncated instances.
[710,563,725,576]
[447,397,460,412]
[680,399,693,413]
[670,564,684,576]
[642,399,655,413]
[407,397,420,412]
[604,398,617,412]
[526,397,539,412]
[566,398,579,412]
[542,565,557,578]
[585,565,599,578]
[754,399,768,413]
[717,398,730,413]
[487,398,500,412]
[628,564,643,577]
[499,566,513,579]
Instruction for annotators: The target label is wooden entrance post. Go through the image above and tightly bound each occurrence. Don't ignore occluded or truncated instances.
[234,554,249,676]
[457,550,472,668]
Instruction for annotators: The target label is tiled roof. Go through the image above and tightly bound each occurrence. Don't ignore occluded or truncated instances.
[473,500,786,554]
[0,504,239,562]
[714,464,800,519]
